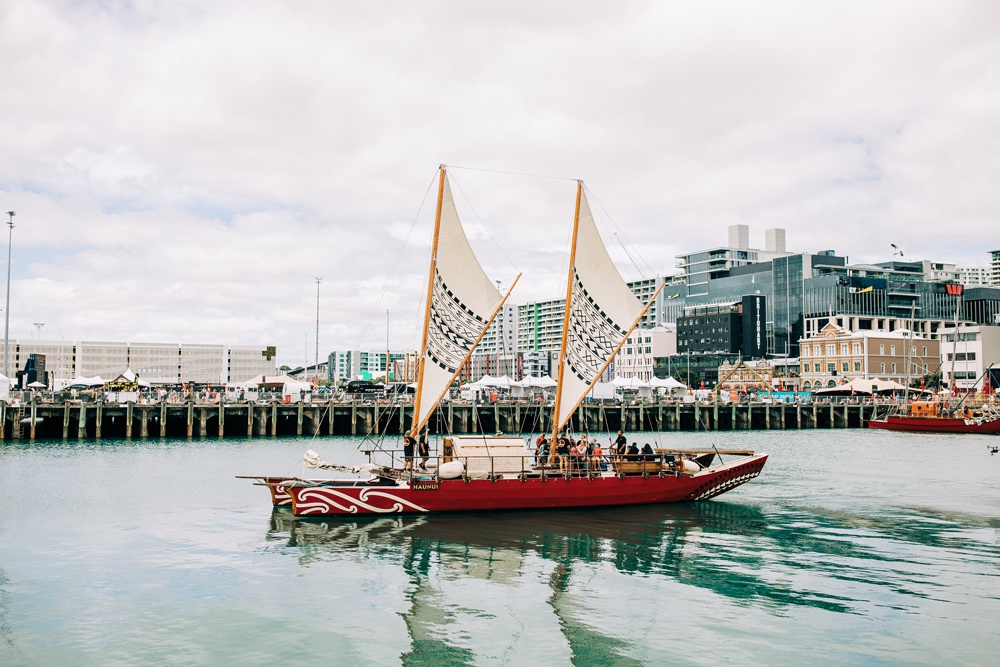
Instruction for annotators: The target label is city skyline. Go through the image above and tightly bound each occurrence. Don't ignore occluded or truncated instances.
[2,1,998,366]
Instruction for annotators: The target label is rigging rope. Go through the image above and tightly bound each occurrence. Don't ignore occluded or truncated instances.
[354,171,437,351]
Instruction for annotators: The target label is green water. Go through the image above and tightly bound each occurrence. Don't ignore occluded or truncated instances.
[1,430,998,665]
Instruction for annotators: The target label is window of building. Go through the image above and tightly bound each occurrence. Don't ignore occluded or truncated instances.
[840,344,848,355]
[841,361,849,372]
[890,345,896,356]
[827,362,836,374]
[879,345,885,355]
[881,363,886,373]
[852,343,861,355]
[826,344,835,356]
[802,347,809,357]
[892,363,897,373]
[853,361,862,372]
[922,346,927,356]
[803,363,810,373]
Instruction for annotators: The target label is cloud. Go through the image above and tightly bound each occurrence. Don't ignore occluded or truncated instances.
[1,0,998,365]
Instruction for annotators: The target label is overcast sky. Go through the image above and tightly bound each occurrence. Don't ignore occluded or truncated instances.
[1,0,998,367]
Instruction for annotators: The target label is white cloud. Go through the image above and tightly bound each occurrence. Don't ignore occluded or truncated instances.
[1,0,998,366]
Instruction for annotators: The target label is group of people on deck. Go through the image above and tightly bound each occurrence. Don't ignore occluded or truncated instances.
[534,430,658,475]
[611,431,657,462]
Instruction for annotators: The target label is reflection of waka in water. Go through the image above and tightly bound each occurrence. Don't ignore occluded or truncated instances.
[268,501,1000,664]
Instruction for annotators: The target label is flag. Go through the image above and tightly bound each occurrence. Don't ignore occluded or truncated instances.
[668,293,680,299]
[857,286,873,294]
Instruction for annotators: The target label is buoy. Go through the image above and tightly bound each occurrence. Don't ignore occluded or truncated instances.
[680,459,702,474]
[438,461,465,479]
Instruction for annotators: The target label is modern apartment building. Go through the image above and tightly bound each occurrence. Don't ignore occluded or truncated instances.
[937,324,1000,391]
[517,298,565,353]
[615,325,676,381]
[327,350,416,383]
[467,302,519,378]
[957,265,991,287]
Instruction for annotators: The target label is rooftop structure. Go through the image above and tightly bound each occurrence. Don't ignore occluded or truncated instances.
[675,224,792,297]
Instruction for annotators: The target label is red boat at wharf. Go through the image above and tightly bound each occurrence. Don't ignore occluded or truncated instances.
[866,403,1000,433]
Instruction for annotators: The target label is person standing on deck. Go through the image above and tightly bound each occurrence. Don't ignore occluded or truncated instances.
[403,435,415,471]
[613,430,628,462]
[556,436,570,472]
[535,435,549,465]
[418,432,430,471]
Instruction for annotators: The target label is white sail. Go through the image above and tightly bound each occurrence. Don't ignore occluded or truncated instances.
[553,190,646,430]
[415,175,503,430]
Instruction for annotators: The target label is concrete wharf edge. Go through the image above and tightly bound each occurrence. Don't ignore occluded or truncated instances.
[0,400,876,440]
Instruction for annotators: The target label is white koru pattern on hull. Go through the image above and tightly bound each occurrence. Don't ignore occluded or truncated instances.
[296,487,430,515]
[274,488,292,506]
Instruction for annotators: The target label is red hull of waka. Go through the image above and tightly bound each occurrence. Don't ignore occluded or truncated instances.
[288,455,767,516]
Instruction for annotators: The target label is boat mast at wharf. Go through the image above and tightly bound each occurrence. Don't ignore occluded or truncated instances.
[1,398,878,440]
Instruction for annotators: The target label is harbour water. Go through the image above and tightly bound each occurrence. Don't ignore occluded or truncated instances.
[1,430,998,665]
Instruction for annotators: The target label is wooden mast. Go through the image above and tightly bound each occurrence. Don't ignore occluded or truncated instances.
[411,273,522,436]
[947,285,963,409]
[548,180,584,465]
[410,166,447,438]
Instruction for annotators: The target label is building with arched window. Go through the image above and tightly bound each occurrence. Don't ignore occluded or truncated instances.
[799,323,939,390]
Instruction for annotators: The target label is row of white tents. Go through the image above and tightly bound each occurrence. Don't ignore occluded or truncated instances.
[812,377,916,396]
[463,374,690,398]
[466,374,688,390]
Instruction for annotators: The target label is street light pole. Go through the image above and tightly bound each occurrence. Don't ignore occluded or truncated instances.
[4,211,15,378]
[315,277,322,383]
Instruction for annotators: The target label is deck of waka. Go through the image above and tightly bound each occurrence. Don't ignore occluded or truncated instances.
[1,400,879,440]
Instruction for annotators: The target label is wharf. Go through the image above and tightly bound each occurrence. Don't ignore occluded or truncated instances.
[0,400,878,440]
